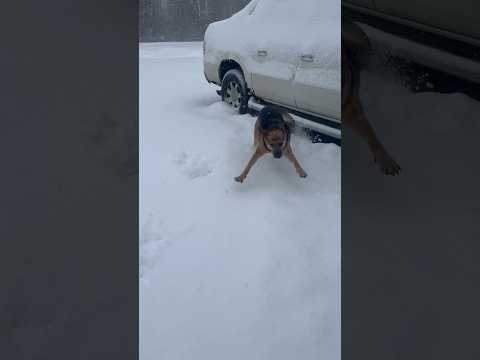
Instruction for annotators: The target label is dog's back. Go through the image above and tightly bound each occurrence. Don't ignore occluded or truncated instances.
[258,106,285,133]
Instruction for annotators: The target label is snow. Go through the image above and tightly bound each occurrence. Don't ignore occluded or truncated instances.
[140,42,340,360]
[139,41,202,60]
[208,0,340,61]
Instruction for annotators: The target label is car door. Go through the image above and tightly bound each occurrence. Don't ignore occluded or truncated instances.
[374,0,480,42]
[248,0,299,108]
[291,7,341,121]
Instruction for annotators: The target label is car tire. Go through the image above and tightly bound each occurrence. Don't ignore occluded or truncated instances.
[221,69,249,114]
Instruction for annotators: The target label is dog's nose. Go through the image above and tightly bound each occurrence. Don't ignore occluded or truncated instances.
[273,151,282,159]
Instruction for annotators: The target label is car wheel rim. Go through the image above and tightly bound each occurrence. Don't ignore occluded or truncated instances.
[225,81,241,109]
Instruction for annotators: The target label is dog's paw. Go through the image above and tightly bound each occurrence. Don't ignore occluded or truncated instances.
[297,169,308,178]
[373,148,401,176]
[234,176,245,183]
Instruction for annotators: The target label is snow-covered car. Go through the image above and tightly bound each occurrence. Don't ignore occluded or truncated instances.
[203,0,340,136]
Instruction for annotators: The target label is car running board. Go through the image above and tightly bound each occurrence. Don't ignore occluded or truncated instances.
[359,23,480,84]
[247,97,341,141]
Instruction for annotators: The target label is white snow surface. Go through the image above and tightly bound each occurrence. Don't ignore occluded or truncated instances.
[140,42,340,360]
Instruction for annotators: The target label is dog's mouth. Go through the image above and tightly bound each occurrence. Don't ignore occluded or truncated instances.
[273,150,283,159]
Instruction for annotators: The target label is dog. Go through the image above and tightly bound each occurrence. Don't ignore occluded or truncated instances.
[342,17,401,175]
[234,106,307,183]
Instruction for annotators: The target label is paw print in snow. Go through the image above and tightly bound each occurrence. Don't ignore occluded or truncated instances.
[173,152,216,179]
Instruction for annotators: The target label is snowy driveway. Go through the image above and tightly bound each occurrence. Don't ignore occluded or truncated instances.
[139,42,340,360]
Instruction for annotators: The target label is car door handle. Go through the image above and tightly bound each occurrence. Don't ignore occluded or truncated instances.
[257,50,268,57]
[300,54,314,62]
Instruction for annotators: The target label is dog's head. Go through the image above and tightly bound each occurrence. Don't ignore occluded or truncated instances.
[264,127,288,158]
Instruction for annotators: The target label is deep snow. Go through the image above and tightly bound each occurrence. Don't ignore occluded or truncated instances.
[139,42,340,360]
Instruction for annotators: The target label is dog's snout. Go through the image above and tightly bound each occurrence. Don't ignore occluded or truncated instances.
[273,150,282,158]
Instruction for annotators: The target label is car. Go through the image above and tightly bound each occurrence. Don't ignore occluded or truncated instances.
[203,0,341,142]
[342,0,480,83]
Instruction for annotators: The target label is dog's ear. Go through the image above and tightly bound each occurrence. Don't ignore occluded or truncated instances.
[258,125,269,135]
[284,123,292,143]
[284,119,295,134]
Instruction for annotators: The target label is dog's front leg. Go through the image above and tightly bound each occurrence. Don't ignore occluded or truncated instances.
[285,146,307,178]
[235,147,266,183]
[343,98,401,175]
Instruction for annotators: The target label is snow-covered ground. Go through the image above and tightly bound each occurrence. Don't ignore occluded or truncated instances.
[139,42,340,360]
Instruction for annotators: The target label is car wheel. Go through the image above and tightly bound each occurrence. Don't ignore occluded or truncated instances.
[221,69,249,114]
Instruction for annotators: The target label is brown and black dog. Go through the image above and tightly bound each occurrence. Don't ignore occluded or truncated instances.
[234,106,307,183]
[342,17,401,175]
